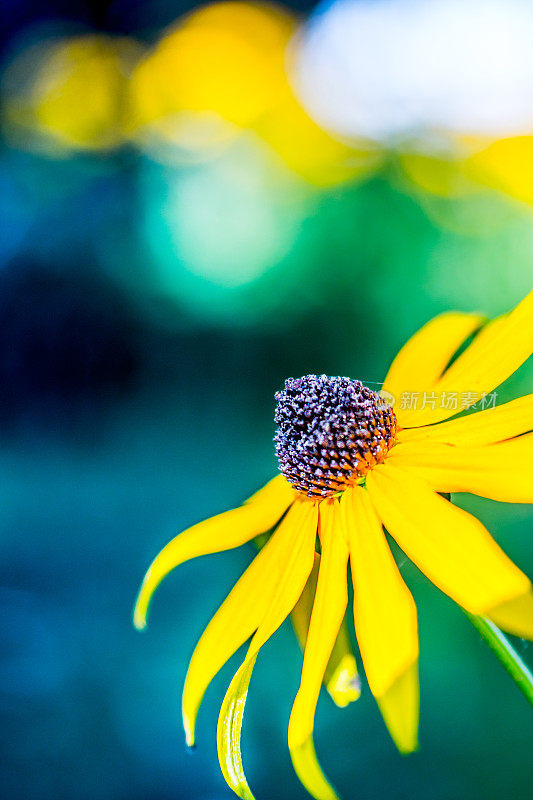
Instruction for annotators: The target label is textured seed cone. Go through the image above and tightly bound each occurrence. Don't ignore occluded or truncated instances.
[274,375,397,497]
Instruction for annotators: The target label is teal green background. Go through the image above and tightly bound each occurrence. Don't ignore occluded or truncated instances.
[1,7,533,796]
[1,165,532,799]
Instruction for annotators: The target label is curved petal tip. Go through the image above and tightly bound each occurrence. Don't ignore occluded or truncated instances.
[290,737,341,800]
[376,661,419,755]
[133,576,151,630]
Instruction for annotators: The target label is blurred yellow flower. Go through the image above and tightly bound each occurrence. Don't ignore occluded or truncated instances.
[134,290,533,800]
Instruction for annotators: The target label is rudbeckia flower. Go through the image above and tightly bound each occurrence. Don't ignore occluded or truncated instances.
[134,290,533,800]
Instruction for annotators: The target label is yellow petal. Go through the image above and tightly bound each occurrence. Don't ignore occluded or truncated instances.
[395,315,503,429]
[488,590,533,640]
[382,311,485,421]
[341,486,419,753]
[244,474,296,506]
[244,499,319,655]
[133,475,295,629]
[182,500,313,747]
[389,434,533,503]
[375,663,419,755]
[366,465,531,616]
[291,552,360,708]
[289,739,339,800]
[398,395,533,447]
[290,552,320,650]
[217,654,257,800]
[323,623,361,708]
[217,498,318,800]
[437,290,533,398]
[288,499,349,800]
[401,290,533,427]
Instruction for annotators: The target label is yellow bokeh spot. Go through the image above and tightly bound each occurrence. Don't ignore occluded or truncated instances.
[465,135,533,205]
[400,134,533,208]
[399,152,467,198]
[255,92,380,187]
[3,34,142,153]
[130,2,296,139]
[129,1,373,185]
[183,1,296,50]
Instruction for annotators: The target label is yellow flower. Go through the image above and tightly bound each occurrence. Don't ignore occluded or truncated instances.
[134,290,533,800]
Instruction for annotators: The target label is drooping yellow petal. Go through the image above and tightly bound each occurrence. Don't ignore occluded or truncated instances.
[398,395,533,447]
[289,738,338,800]
[341,486,419,753]
[388,434,533,503]
[291,552,360,708]
[217,654,258,800]
[400,290,533,427]
[382,311,485,419]
[133,475,295,629]
[290,552,320,650]
[488,590,533,640]
[366,465,531,618]
[217,498,318,800]
[288,499,349,800]
[323,621,361,708]
[244,474,295,506]
[182,500,312,747]
[375,663,419,755]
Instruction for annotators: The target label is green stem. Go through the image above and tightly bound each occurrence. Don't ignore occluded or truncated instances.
[464,611,533,707]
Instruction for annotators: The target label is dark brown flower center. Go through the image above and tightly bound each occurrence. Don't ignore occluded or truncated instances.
[274,374,397,498]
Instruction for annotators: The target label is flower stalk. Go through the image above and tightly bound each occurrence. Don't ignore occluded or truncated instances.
[465,611,533,707]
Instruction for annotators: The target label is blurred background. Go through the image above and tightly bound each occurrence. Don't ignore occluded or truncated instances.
[1,0,532,798]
